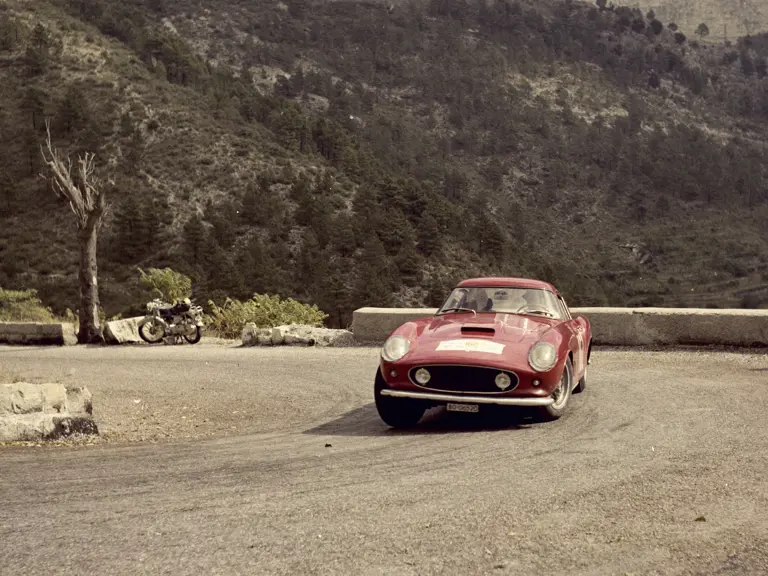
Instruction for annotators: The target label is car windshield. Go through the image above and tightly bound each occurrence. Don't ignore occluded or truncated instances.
[437,286,565,319]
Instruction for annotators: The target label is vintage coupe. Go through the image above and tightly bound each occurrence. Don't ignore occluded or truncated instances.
[375,277,592,428]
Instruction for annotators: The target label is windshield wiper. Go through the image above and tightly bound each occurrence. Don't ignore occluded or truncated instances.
[521,309,554,317]
[436,307,477,317]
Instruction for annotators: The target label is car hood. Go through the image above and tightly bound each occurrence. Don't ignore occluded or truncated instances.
[390,313,562,370]
[412,312,556,350]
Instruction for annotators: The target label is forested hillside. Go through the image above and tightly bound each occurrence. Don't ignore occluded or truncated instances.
[1,0,767,327]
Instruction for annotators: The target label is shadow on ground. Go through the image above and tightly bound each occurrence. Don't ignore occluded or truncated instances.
[303,403,539,437]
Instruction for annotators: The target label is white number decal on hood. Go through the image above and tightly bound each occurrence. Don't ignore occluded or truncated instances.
[436,340,506,354]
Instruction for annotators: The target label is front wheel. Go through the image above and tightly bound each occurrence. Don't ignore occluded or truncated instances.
[573,363,587,394]
[536,357,573,421]
[374,370,426,428]
[139,320,165,343]
[184,326,202,344]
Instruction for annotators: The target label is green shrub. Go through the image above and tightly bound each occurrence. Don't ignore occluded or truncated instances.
[0,288,56,323]
[205,293,329,339]
[137,267,192,303]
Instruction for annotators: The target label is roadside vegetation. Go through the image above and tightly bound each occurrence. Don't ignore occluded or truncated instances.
[206,294,328,339]
[0,288,57,323]
[2,268,329,341]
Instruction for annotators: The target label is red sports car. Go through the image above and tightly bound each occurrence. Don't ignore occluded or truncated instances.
[375,277,591,428]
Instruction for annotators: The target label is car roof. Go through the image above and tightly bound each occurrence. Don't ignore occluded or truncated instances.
[456,277,560,295]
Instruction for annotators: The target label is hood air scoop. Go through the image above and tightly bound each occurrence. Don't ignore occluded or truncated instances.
[460,326,495,336]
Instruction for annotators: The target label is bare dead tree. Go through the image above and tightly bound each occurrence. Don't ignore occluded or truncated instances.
[40,120,107,344]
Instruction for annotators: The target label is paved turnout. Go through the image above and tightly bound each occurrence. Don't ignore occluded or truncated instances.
[1,345,767,575]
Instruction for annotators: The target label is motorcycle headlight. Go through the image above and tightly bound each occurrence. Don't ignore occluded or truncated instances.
[381,335,410,362]
[528,341,558,372]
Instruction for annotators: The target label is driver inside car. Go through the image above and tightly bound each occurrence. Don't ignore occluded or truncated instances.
[470,289,494,312]
[521,290,550,313]
[489,289,523,313]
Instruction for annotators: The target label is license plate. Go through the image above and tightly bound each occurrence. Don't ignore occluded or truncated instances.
[447,403,479,413]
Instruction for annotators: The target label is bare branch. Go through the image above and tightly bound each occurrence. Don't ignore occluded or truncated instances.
[39,119,106,230]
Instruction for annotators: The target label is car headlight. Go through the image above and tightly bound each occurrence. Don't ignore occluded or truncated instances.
[528,341,558,372]
[382,335,410,362]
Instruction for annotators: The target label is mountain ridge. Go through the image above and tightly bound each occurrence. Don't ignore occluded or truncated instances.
[637,0,768,41]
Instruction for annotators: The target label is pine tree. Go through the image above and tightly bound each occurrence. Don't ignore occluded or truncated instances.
[238,236,270,294]
[241,175,286,228]
[125,128,145,171]
[268,103,306,151]
[416,213,440,256]
[291,174,314,225]
[395,237,423,287]
[295,229,326,292]
[425,273,454,308]
[399,178,430,225]
[207,243,246,302]
[56,84,89,134]
[473,212,507,263]
[112,194,151,264]
[208,201,238,249]
[266,238,294,296]
[351,185,382,244]
[328,212,357,257]
[376,208,412,257]
[183,214,207,268]
[0,172,16,212]
[292,173,333,247]
[25,23,51,75]
[354,235,396,306]
[316,253,355,328]
[21,86,46,131]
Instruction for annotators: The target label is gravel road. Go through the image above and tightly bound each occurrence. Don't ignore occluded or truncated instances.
[1,344,767,575]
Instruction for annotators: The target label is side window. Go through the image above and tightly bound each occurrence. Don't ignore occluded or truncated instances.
[540,290,565,319]
[557,295,572,320]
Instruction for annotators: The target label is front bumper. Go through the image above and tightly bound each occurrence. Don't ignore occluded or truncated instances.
[380,388,554,406]
[380,357,562,399]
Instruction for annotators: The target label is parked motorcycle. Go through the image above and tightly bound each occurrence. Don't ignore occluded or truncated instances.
[138,298,204,344]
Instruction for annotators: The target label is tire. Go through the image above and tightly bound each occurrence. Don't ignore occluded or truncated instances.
[573,363,587,394]
[374,370,426,429]
[184,326,202,344]
[574,342,591,394]
[536,356,573,421]
[139,320,165,344]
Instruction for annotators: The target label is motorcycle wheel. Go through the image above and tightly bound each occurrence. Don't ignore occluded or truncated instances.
[184,326,202,344]
[139,321,165,344]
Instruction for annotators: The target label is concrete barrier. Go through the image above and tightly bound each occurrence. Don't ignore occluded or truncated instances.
[104,316,143,344]
[0,322,77,346]
[352,307,438,343]
[573,307,768,347]
[351,307,768,347]
[0,382,98,442]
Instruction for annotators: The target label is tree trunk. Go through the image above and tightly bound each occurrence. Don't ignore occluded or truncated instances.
[41,121,107,345]
[77,221,102,344]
